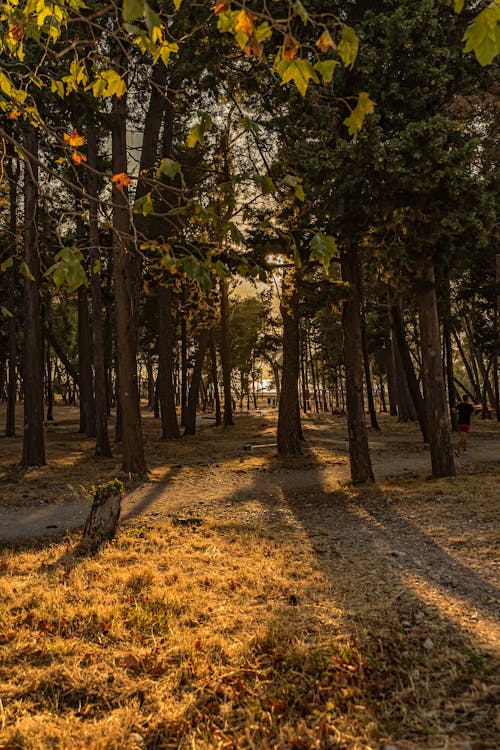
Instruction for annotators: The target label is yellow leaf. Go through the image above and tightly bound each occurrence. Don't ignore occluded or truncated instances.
[63,128,85,147]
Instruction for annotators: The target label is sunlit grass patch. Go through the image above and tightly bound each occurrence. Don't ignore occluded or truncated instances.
[0,510,498,750]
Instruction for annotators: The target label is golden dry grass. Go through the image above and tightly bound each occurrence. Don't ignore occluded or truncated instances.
[0,406,499,749]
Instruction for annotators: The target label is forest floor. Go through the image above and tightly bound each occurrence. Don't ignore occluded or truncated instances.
[0,406,498,749]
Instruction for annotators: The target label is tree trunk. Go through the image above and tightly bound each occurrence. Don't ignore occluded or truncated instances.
[390,300,429,441]
[21,125,45,467]
[415,264,455,478]
[112,73,147,475]
[46,343,54,421]
[180,289,188,427]
[385,331,398,417]
[210,329,222,425]
[452,329,481,402]
[220,277,234,426]
[340,247,373,483]
[277,270,304,456]
[442,274,457,430]
[184,330,210,436]
[77,284,96,437]
[392,327,417,421]
[158,284,180,440]
[495,252,500,420]
[5,144,19,437]
[86,117,112,457]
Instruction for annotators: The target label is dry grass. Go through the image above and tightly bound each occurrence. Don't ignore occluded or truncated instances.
[0,406,499,748]
[0,508,498,750]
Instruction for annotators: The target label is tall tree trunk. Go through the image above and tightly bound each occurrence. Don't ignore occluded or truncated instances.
[415,264,455,478]
[184,330,210,436]
[220,277,234,426]
[5,143,19,437]
[277,270,304,456]
[77,285,96,437]
[209,329,222,425]
[46,343,54,421]
[452,329,481,402]
[341,247,374,483]
[180,289,188,427]
[495,252,500,420]
[390,300,429,441]
[299,323,309,412]
[86,117,112,456]
[112,72,146,475]
[385,331,398,417]
[158,284,180,440]
[442,274,457,430]
[392,327,417,422]
[22,125,45,467]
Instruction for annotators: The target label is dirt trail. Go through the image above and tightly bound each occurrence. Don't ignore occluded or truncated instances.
[1,421,498,546]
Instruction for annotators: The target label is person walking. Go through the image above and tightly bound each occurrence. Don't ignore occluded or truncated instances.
[454,395,474,455]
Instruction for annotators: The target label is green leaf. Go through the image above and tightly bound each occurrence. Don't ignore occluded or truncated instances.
[309,233,338,271]
[122,0,144,22]
[173,0,183,9]
[229,223,245,244]
[241,116,260,134]
[281,59,319,97]
[295,183,305,202]
[343,91,376,140]
[462,3,500,66]
[180,256,212,289]
[19,261,35,281]
[144,2,161,35]
[133,192,154,216]
[261,176,275,195]
[337,26,359,69]
[156,157,182,180]
[314,59,338,84]
[255,22,272,42]
[454,0,465,13]
[0,256,14,272]
[294,0,309,24]
[0,306,13,319]
[92,259,101,274]
[186,123,205,148]
[186,114,212,148]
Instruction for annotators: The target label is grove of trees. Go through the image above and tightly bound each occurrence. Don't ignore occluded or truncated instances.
[0,0,499,482]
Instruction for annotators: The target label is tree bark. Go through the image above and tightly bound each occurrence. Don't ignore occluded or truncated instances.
[220,277,234,426]
[87,116,112,457]
[21,125,45,467]
[209,329,222,425]
[415,264,455,478]
[5,143,19,437]
[184,330,210,435]
[112,72,147,475]
[389,300,429,440]
[385,331,398,417]
[277,270,304,456]
[158,284,180,440]
[341,247,374,483]
[77,285,96,436]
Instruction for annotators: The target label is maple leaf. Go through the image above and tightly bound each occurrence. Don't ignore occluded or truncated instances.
[234,9,254,37]
[213,0,230,13]
[244,38,264,60]
[283,34,300,60]
[63,128,85,147]
[112,172,132,190]
[71,150,87,164]
[316,29,334,53]
[8,24,24,41]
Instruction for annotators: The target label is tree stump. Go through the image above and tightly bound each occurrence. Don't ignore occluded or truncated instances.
[77,479,124,554]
